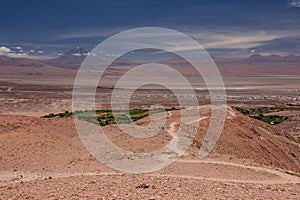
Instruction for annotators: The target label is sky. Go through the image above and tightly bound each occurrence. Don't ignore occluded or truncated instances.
[0,0,299,59]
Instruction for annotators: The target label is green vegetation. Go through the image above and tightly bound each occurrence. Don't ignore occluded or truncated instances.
[42,107,179,126]
[42,111,73,118]
[234,107,285,116]
[234,107,290,125]
[235,107,251,115]
[252,114,289,125]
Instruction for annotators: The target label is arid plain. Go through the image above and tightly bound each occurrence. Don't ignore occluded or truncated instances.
[0,52,300,199]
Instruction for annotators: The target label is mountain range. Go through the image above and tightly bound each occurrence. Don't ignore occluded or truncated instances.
[0,46,300,76]
[45,46,89,69]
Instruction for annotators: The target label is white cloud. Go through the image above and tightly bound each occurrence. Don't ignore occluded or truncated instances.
[72,52,89,56]
[55,28,124,40]
[0,46,12,54]
[37,50,43,54]
[7,52,28,58]
[90,28,290,55]
[29,49,35,53]
[13,46,23,50]
[288,0,300,7]
[57,53,64,56]
[190,31,284,49]
[72,53,82,56]
[0,45,29,58]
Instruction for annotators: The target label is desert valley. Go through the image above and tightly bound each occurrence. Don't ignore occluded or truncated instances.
[0,46,299,199]
[1,1,300,199]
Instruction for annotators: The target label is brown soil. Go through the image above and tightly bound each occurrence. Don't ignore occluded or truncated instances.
[0,107,299,199]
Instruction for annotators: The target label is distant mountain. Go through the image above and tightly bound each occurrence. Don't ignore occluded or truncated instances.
[284,54,300,62]
[245,54,267,62]
[45,46,88,69]
[107,53,300,76]
[0,55,49,68]
[0,55,75,76]
[245,54,300,62]
[1,49,299,76]
[213,53,300,76]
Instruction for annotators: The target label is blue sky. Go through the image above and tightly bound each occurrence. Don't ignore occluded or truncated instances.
[0,0,299,59]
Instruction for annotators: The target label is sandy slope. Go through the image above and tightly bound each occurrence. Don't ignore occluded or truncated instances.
[0,107,299,199]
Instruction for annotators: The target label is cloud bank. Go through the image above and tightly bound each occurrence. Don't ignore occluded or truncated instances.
[288,0,300,7]
[0,46,12,54]
[0,45,33,58]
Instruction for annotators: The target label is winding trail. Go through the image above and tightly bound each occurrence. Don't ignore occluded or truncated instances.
[167,115,208,137]
[185,117,208,125]
[1,109,299,186]
[1,159,299,185]
[175,159,300,184]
